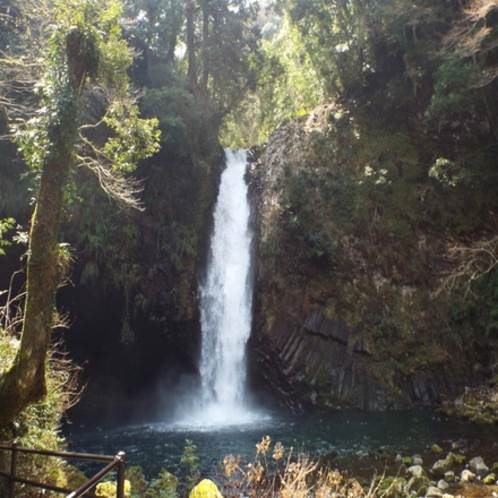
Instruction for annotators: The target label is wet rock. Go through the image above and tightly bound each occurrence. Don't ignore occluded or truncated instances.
[460,469,475,482]
[449,452,466,465]
[408,465,425,478]
[437,479,449,490]
[431,444,444,454]
[483,472,496,484]
[444,470,456,483]
[413,454,424,466]
[405,474,429,495]
[431,455,454,477]
[469,456,489,474]
[426,485,443,497]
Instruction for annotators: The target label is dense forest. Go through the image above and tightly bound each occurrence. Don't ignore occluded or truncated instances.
[1,0,498,494]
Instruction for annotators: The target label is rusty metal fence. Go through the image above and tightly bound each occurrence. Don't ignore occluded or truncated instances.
[0,442,126,498]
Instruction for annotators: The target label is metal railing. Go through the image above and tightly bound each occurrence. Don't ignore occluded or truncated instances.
[0,442,126,498]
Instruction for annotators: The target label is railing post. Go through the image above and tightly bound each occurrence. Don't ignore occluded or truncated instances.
[116,452,126,498]
[9,442,17,498]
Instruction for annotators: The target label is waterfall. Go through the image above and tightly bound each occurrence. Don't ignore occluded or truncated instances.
[196,149,255,424]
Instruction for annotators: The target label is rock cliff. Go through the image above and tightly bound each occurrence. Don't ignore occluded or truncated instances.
[249,103,494,412]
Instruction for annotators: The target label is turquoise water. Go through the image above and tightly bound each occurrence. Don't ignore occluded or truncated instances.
[64,409,498,480]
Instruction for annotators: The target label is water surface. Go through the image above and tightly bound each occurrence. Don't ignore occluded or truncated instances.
[65,409,498,480]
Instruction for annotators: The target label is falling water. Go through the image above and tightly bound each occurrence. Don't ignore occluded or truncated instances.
[196,149,255,424]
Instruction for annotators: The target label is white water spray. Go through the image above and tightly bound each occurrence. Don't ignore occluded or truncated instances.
[195,149,255,424]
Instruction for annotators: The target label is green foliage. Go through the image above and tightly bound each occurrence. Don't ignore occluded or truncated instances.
[140,85,193,155]
[279,167,338,263]
[221,12,325,146]
[283,0,371,98]
[0,218,15,255]
[124,0,262,118]
[144,469,179,498]
[103,103,160,174]
[0,331,85,497]
[180,439,200,493]
[426,56,477,127]
[96,480,132,497]
[126,466,149,496]
[429,157,468,187]
[451,268,498,340]
[11,0,160,183]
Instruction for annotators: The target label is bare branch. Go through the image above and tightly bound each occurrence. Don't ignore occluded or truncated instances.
[89,162,145,211]
[0,270,26,335]
[437,234,498,295]
[76,135,145,210]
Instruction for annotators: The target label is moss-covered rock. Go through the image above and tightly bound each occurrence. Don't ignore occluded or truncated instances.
[189,479,223,498]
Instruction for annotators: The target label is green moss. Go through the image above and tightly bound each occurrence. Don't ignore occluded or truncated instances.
[483,473,496,484]
[449,452,466,465]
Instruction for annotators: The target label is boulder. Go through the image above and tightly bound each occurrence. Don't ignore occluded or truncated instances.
[407,465,425,478]
[444,470,456,483]
[460,469,475,482]
[469,456,489,474]
[425,485,443,497]
[405,475,429,495]
[437,479,449,490]
[431,455,454,477]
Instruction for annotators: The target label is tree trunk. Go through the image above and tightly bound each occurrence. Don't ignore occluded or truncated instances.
[200,0,210,98]
[186,0,199,94]
[0,148,71,428]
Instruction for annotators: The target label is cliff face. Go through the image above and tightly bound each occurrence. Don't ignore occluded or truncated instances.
[249,103,497,412]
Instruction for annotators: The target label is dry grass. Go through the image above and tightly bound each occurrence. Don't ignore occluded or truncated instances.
[219,436,386,498]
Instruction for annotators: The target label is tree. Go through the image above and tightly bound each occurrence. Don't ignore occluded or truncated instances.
[427,0,498,139]
[125,0,261,115]
[280,0,372,97]
[220,10,324,146]
[0,0,160,428]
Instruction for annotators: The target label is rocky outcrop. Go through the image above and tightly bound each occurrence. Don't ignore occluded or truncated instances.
[252,305,466,412]
[249,104,483,413]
